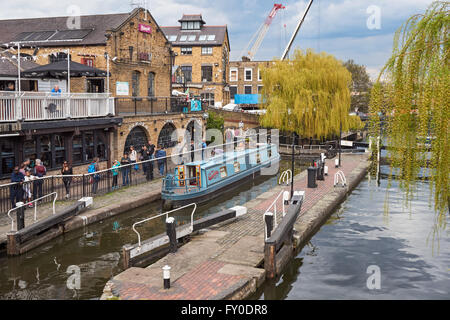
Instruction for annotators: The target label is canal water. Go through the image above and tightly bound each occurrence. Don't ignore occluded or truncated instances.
[0,160,303,300]
[252,165,450,300]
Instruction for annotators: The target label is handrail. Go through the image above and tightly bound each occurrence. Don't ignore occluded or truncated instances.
[334,170,347,187]
[7,192,58,231]
[279,169,292,185]
[132,203,197,249]
[263,190,290,240]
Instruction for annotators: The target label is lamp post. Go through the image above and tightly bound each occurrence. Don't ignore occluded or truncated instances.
[290,132,296,199]
[339,121,342,167]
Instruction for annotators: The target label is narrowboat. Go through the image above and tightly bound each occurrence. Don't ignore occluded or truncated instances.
[161,143,280,209]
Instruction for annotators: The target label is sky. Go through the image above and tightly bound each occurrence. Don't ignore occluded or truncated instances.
[0,0,436,79]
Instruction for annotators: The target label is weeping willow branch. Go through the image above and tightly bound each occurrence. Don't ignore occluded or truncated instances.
[369,1,449,227]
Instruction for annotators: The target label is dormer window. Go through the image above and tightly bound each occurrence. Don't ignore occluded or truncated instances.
[179,15,205,30]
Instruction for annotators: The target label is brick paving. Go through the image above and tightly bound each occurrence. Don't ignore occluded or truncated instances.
[103,153,369,300]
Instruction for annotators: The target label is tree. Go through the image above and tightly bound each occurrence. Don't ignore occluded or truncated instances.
[344,60,372,113]
[259,49,364,140]
[206,111,224,144]
[369,1,449,226]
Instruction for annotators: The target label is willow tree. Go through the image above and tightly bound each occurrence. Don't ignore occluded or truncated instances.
[260,49,363,140]
[369,1,449,227]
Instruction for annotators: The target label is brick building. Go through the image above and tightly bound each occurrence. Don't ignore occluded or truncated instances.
[0,8,184,178]
[161,14,231,108]
[228,60,270,103]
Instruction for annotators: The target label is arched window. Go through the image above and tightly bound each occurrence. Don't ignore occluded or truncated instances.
[124,126,148,154]
[158,123,177,149]
[148,72,155,97]
[186,120,202,142]
[132,71,141,97]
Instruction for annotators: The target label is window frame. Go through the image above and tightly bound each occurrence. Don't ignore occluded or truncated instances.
[244,68,253,81]
[244,85,252,95]
[201,47,213,55]
[201,65,213,82]
[180,47,192,55]
[229,68,238,82]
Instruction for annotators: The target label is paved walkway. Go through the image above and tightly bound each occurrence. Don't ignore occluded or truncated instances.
[102,153,370,300]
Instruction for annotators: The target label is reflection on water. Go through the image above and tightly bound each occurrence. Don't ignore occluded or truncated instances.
[0,160,299,300]
[253,171,450,300]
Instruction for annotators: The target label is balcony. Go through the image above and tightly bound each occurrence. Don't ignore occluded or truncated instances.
[0,92,115,122]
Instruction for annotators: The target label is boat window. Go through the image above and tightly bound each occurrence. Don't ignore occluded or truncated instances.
[256,153,261,164]
[268,147,272,158]
[234,162,240,173]
[188,166,198,186]
[220,166,227,178]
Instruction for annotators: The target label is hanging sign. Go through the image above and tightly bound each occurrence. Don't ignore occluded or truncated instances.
[138,24,152,34]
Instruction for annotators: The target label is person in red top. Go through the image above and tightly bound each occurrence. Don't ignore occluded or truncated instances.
[33,159,46,200]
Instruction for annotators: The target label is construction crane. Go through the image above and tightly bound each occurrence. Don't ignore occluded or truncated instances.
[241,3,286,61]
[281,0,314,60]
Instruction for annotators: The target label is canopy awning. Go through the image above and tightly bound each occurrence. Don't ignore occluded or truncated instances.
[21,60,109,78]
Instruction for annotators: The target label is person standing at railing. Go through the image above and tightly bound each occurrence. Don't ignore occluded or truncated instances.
[155,145,167,176]
[88,158,100,195]
[5,82,15,91]
[111,160,120,190]
[51,85,61,96]
[61,161,73,199]
[33,159,46,201]
[141,146,154,181]
[129,146,139,172]
[23,170,34,208]
[10,166,24,208]
[120,153,130,186]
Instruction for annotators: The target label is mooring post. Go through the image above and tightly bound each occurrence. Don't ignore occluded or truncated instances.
[166,217,177,253]
[163,265,171,289]
[122,246,131,270]
[16,202,25,231]
[264,242,276,279]
[264,212,274,240]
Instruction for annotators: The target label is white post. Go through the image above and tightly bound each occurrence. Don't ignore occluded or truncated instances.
[163,265,171,289]
[106,54,110,94]
[16,42,22,120]
[67,49,70,118]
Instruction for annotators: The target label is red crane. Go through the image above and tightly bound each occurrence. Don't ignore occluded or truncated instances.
[241,3,286,61]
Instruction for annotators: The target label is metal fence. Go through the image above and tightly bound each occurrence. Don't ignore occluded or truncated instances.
[0,91,115,122]
[115,96,194,115]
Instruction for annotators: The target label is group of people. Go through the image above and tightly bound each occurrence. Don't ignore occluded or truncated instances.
[110,140,167,190]
[9,158,48,208]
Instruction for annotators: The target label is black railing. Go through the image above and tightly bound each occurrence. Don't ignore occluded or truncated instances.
[115,96,198,115]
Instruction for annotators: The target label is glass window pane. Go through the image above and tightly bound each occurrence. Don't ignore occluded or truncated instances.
[96,133,106,160]
[23,140,37,167]
[84,132,94,162]
[54,134,65,167]
[1,138,15,175]
[39,135,52,167]
[73,135,83,164]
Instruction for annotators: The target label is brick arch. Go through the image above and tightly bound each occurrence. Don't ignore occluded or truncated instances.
[157,122,178,149]
[123,125,150,154]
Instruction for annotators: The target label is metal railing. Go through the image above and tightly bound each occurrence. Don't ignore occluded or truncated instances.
[7,192,57,231]
[278,169,292,185]
[263,190,290,240]
[132,203,197,249]
[0,91,115,122]
[334,170,347,187]
[115,96,199,115]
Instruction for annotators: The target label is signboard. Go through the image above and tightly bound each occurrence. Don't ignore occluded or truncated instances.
[190,99,202,112]
[116,82,129,96]
[234,94,261,104]
[138,24,152,34]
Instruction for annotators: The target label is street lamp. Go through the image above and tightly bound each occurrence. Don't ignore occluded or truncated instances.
[290,132,298,199]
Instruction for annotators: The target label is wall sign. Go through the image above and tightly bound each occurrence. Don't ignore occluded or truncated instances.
[139,24,152,34]
[116,82,129,96]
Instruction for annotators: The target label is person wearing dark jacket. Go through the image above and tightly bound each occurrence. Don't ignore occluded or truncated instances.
[141,146,154,181]
[10,166,25,208]
[61,161,73,199]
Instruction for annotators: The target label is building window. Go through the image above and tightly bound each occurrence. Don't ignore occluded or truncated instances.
[181,47,192,55]
[1,139,15,176]
[84,132,94,162]
[54,134,65,167]
[179,35,188,42]
[194,21,200,29]
[244,85,252,94]
[188,35,196,41]
[199,35,207,41]
[132,71,140,97]
[148,72,155,97]
[230,86,237,100]
[258,69,262,81]
[81,58,94,67]
[158,123,177,149]
[207,35,216,41]
[181,66,192,82]
[49,52,70,63]
[73,135,83,164]
[23,140,37,166]
[201,47,213,55]
[230,68,238,82]
[245,68,252,81]
[201,66,213,82]
[39,135,52,168]
[96,134,107,160]
[201,93,215,107]
[258,85,263,94]
[169,35,177,42]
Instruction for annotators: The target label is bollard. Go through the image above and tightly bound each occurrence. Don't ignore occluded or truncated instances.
[264,212,274,240]
[166,217,177,253]
[163,265,171,289]
[335,158,340,168]
[307,167,317,188]
[324,165,329,176]
[16,202,25,231]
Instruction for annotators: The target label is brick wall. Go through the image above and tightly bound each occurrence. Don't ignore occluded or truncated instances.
[229,60,270,95]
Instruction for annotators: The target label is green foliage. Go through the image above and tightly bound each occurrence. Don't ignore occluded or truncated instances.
[369,1,449,226]
[206,111,224,132]
[344,59,373,113]
[259,49,353,139]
